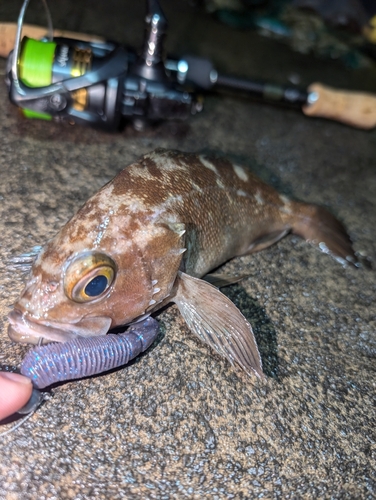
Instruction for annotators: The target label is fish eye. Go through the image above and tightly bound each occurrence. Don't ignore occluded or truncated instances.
[84,275,109,297]
[64,252,116,303]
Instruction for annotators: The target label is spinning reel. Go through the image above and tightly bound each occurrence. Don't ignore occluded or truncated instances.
[6,0,308,131]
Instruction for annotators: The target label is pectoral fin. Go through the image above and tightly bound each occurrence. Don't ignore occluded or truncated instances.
[173,271,264,378]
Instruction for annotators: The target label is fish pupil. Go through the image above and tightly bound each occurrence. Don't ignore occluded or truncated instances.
[85,275,108,297]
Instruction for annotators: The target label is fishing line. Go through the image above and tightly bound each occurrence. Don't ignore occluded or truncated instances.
[0,392,50,438]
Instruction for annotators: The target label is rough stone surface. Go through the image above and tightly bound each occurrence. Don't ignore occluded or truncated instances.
[0,1,375,498]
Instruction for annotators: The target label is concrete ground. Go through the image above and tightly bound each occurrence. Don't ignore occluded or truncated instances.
[0,0,375,498]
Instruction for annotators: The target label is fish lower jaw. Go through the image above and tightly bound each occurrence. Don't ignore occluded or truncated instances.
[8,310,78,345]
[7,309,113,345]
[8,323,51,345]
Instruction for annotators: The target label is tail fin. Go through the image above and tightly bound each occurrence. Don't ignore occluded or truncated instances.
[285,201,357,266]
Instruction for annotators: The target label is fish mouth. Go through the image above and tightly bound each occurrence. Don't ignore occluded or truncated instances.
[8,309,112,345]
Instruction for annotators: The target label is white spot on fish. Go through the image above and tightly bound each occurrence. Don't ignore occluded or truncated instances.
[149,205,170,224]
[199,156,218,174]
[279,194,292,214]
[192,183,203,193]
[174,194,184,202]
[233,164,248,182]
[127,200,145,213]
[94,211,113,247]
[152,287,161,295]
[96,184,115,212]
[236,189,248,197]
[279,194,290,204]
[216,178,225,189]
[152,279,158,286]
[146,151,188,173]
[148,299,156,306]
[255,190,264,205]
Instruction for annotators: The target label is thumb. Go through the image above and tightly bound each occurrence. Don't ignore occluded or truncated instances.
[0,372,33,420]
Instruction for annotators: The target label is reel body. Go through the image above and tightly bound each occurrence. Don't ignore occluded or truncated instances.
[6,0,197,130]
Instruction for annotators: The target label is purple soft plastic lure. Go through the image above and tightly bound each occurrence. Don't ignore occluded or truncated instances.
[20,317,159,389]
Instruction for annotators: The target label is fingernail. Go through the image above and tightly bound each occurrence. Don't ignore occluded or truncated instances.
[0,372,32,385]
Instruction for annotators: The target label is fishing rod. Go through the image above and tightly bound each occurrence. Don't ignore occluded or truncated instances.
[3,0,376,131]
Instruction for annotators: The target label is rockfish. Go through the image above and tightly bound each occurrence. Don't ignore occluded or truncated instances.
[8,149,356,379]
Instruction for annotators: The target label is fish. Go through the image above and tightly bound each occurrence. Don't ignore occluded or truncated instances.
[8,148,357,379]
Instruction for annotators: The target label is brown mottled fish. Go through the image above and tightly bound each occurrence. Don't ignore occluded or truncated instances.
[8,149,356,378]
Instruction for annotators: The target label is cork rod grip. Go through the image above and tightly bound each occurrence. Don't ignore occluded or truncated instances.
[0,22,104,59]
[303,82,376,130]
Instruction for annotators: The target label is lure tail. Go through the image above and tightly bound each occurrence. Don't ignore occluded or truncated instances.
[285,201,357,266]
